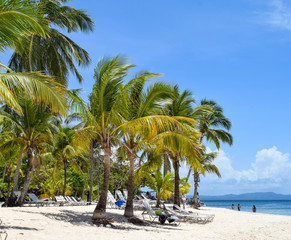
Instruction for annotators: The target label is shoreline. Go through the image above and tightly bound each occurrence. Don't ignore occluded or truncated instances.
[1,205,291,240]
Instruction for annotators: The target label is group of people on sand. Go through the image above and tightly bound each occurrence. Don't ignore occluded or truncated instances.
[232,203,256,212]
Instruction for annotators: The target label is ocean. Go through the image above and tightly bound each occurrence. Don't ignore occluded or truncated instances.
[199,200,291,216]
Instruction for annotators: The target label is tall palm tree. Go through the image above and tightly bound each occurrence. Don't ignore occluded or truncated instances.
[89,56,190,220]
[0,97,56,206]
[161,85,202,207]
[186,99,233,181]
[8,0,94,85]
[121,79,175,217]
[0,0,47,52]
[0,1,67,114]
[192,151,221,208]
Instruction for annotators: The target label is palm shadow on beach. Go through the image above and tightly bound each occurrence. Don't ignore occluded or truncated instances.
[19,209,182,232]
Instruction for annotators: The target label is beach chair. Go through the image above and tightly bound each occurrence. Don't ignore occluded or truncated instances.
[106,191,118,208]
[54,196,68,206]
[123,189,128,201]
[141,200,159,222]
[115,190,126,202]
[165,204,214,224]
[173,204,215,222]
[71,196,87,206]
[26,193,55,207]
[142,200,180,224]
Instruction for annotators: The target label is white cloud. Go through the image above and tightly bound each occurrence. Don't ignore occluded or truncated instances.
[265,0,291,32]
[181,146,291,195]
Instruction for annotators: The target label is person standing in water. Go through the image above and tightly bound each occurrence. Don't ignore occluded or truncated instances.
[252,205,256,213]
[232,204,234,210]
[237,204,241,211]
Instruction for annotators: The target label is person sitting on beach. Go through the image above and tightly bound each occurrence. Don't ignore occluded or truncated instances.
[237,204,241,211]
[232,204,234,210]
[145,191,152,199]
[252,205,256,213]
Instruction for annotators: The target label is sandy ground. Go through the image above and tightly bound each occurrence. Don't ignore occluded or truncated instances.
[0,204,291,240]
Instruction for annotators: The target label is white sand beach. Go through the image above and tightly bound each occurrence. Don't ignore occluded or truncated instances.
[1,205,291,240]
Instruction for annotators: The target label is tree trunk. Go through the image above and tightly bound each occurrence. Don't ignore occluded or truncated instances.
[81,178,87,200]
[186,167,192,182]
[173,156,180,207]
[193,171,199,208]
[124,151,135,218]
[18,151,35,206]
[2,163,7,183]
[12,150,23,193]
[89,140,94,202]
[92,145,111,220]
[163,154,169,177]
[62,157,67,196]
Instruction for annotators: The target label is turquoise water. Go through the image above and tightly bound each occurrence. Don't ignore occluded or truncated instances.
[199,200,291,216]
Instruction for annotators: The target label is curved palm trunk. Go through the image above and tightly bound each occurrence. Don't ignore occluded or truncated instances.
[193,170,200,208]
[124,151,135,218]
[62,157,67,196]
[18,150,35,206]
[186,167,192,182]
[173,156,180,207]
[92,146,111,220]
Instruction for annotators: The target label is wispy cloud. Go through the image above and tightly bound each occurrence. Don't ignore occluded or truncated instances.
[265,0,291,32]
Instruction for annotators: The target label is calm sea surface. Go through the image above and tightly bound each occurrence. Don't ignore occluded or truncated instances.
[198,200,291,216]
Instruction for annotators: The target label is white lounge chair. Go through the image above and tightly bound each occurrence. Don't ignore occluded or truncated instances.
[173,204,215,222]
[164,204,214,224]
[142,200,180,224]
[106,191,119,208]
[141,200,159,222]
[115,190,126,202]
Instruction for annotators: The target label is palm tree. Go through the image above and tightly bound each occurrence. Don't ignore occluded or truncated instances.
[161,85,202,207]
[121,79,176,218]
[0,1,67,114]
[0,0,47,52]
[192,151,221,208]
[0,97,56,206]
[186,99,233,183]
[50,122,89,196]
[8,0,94,85]
[89,56,190,220]
[143,168,175,208]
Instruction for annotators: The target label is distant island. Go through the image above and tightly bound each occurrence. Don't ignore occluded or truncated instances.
[200,192,291,200]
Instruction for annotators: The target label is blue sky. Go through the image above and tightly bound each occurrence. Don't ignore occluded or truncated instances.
[2,0,291,195]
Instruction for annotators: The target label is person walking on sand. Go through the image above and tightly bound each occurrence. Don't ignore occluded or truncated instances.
[237,204,241,211]
[182,193,187,209]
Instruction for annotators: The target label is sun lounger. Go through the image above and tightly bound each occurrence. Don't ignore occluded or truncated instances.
[164,204,214,224]
[106,191,119,208]
[123,189,128,201]
[54,196,68,206]
[142,200,180,224]
[173,204,215,222]
[25,193,55,207]
[115,190,126,202]
[141,200,159,222]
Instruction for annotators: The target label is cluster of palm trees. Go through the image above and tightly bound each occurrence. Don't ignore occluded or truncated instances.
[0,0,233,221]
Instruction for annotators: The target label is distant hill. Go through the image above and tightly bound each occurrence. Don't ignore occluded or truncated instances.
[200,192,291,200]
